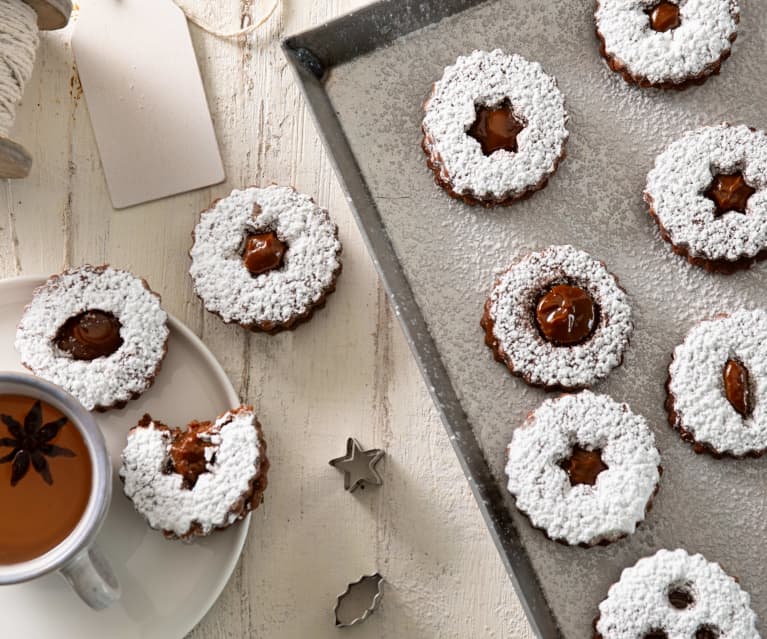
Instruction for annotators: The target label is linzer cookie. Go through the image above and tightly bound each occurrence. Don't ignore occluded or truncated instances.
[481,245,632,390]
[421,49,568,206]
[190,185,342,333]
[667,310,767,458]
[595,0,739,89]
[594,549,759,638]
[119,406,268,541]
[15,265,169,412]
[645,124,767,273]
[506,391,661,547]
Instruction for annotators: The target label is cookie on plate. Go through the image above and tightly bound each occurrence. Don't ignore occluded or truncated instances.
[594,549,759,638]
[119,406,269,541]
[481,245,632,390]
[506,391,661,547]
[645,123,767,273]
[421,49,568,206]
[190,185,342,333]
[15,265,169,412]
[595,0,739,89]
[667,309,767,458]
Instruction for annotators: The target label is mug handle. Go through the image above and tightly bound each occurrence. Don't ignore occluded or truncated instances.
[59,543,120,610]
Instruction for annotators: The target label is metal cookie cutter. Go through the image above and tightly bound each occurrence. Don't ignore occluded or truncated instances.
[334,572,384,628]
[329,437,384,492]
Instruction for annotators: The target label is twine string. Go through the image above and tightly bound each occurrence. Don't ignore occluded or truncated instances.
[0,0,39,137]
[172,0,280,39]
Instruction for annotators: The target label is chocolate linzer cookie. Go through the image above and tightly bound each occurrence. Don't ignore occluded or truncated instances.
[594,549,759,639]
[506,391,661,547]
[645,124,767,273]
[481,245,632,390]
[15,265,169,411]
[190,185,342,333]
[421,49,568,206]
[667,309,767,458]
[595,0,739,89]
[120,405,269,541]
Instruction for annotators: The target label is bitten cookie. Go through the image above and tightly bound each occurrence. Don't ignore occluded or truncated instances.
[595,0,739,89]
[15,265,169,412]
[481,245,632,390]
[645,123,767,273]
[594,549,759,639]
[119,406,269,541]
[421,49,568,206]
[667,309,767,458]
[506,391,661,547]
[190,185,342,333]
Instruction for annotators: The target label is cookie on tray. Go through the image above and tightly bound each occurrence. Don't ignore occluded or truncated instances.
[506,391,661,547]
[189,185,342,333]
[119,406,269,541]
[481,245,632,390]
[594,549,759,639]
[645,123,767,273]
[421,49,568,206]
[15,265,169,412]
[667,309,767,458]
[595,0,739,89]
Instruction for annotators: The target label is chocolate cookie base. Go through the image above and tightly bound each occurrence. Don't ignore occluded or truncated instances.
[665,360,767,460]
[420,86,567,207]
[18,265,170,412]
[595,0,738,90]
[125,406,270,542]
[645,193,767,274]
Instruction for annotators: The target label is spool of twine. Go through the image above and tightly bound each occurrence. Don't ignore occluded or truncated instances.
[0,0,39,139]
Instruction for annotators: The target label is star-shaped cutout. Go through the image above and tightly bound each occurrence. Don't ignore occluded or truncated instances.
[329,438,384,492]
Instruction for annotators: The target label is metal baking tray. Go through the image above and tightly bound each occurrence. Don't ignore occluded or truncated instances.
[282,1,767,636]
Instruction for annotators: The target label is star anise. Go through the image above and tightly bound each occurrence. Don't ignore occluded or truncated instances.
[0,400,75,486]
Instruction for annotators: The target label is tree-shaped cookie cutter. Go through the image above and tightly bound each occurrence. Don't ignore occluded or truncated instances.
[333,572,384,628]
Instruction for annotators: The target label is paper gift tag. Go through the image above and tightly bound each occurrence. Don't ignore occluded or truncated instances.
[72,0,225,209]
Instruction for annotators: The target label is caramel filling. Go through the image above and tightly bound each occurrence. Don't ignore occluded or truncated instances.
[535,284,597,346]
[647,1,681,32]
[467,101,525,155]
[55,310,123,360]
[242,231,287,276]
[723,359,752,418]
[667,583,694,609]
[705,172,755,216]
[559,446,607,486]
[168,421,216,489]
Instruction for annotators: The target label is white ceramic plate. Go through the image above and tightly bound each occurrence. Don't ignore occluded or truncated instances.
[2,276,247,638]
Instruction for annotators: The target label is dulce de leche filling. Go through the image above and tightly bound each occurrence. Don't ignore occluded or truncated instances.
[54,310,123,360]
[647,1,681,32]
[168,421,216,489]
[559,446,608,486]
[535,284,597,346]
[467,101,525,155]
[705,172,755,216]
[723,359,752,418]
[242,231,286,276]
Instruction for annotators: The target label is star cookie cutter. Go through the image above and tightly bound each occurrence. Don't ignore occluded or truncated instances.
[329,437,384,492]
[334,572,384,628]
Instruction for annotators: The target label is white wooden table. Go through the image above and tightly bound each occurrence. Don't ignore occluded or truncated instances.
[2,1,534,636]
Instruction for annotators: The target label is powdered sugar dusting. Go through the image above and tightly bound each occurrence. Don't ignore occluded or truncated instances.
[596,0,739,85]
[422,49,568,200]
[669,310,767,456]
[646,123,767,262]
[597,549,758,638]
[488,245,632,389]
[506,391,660,546]
[15,265,169,411]
[190,185,342,326]
[119,407,263,538]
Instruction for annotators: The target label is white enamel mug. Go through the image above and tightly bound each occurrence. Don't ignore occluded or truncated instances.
[0,372,120,609]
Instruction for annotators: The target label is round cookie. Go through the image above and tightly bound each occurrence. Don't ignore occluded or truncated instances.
[645,123,767,273]
[421,49,568,206]
[595,549,759,639]
[190,185,342,333]
[667,309,767,458]
[119,406,269,541]
[595,0,739,89]
[15,265,169,411]
[506,391,661,547]
[481,245,632,390]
